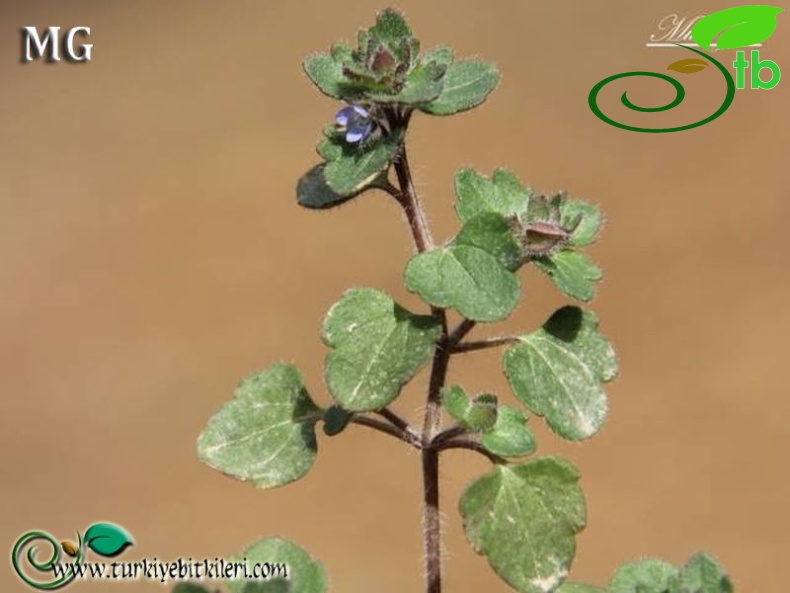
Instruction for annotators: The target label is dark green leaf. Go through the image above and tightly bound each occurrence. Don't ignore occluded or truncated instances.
[323,288,441,412]
[297,165,372,210]
[323,132,401,196]
[691,5,783,51]
[421,45,454,68]
[534,250,602,302]
[405,245,520,322]
[609,559,678,593]
[197,363,322,489]
[455,168,530,224]
[460,457,586,593]
[481,405,536,457]
[454,212,524,271]
[227,538,326,593]
[421,59,500,115]
[503,306,617,441]
[84,523,133,557]
[322,405,352,436]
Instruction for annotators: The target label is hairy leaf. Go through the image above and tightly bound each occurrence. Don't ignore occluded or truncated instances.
[421,59,500,115]
[454,212,524,271]
[504,306,617,441]
[296,165,372,209]
[481,405,536,458]
[405,245,520,322]
[323,288,441,411]
[534,250,602,302]
[460,457,586,593]
[323,132,401,196]
[198,364,322,488]
[455,168,530,224]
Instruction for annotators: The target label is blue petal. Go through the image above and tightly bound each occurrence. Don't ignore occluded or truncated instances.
[346,121,373,143]
[335,106,356,126]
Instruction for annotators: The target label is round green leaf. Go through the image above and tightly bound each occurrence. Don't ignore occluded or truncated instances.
[559,199,602,247]
[302,54,355,100]
[405,245,520,322]
[534,250,602,302]
[443,385,472,425]
[503,306,617,441]
[459,457,586,593]
[322,288,441,412]
[227,538,326,593]
[481,405,536,457]
[197,363,322,489]
[83,523,133,557]
[421,59,500,115]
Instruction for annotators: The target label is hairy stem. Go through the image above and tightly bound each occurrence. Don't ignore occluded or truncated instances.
[450,336,519,354]
[350,415,421,449]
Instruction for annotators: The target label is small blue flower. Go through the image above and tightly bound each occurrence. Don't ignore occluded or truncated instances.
[335,104,375,143]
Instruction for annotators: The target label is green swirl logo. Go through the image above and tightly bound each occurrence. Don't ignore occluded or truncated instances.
[589,5,783,133]
[11,523,133,590]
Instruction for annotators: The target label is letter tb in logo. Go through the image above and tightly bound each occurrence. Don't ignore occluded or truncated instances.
[21,26,93,63]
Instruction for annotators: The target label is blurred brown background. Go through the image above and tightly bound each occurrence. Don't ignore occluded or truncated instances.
[2,1,788,591]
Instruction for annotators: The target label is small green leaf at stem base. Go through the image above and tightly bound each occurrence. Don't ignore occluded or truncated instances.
[481,405,536,458]
[534,250,602,302]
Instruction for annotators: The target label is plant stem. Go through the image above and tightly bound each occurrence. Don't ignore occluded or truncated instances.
[435,437,506,465]
[350,415,421,449]
[450,336,519,354]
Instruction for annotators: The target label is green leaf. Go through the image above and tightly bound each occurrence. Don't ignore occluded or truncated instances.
[405,245,520,322]
[455,168,530,224]
[609,559,678,593]
[459,457,586,593]
[481,405,536,457]
[172,584,211,593]
[454,212,524,271]
[302,54,357,100]
[421,45,454,67]
[197,363,322,489]
[534,250,602,302]
[691,5,783,51]
[322,288,441,412]
[83,523,133,557]
[559,199,602,247]
[503,306,617,441]
[421,59,500,115]
[390,61,447,104]
[556,584,607,593]
[322,405,352,436]
[227,538,327,593]
[369,8,413,48]
[296,165,372,210]
[677,554,734,593]
[443,385,472,425]
[323,132,401,196]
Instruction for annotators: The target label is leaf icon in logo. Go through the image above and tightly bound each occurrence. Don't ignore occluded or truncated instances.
[667,58,709,74]
[692,5,783,51]
[84,523,133,557]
